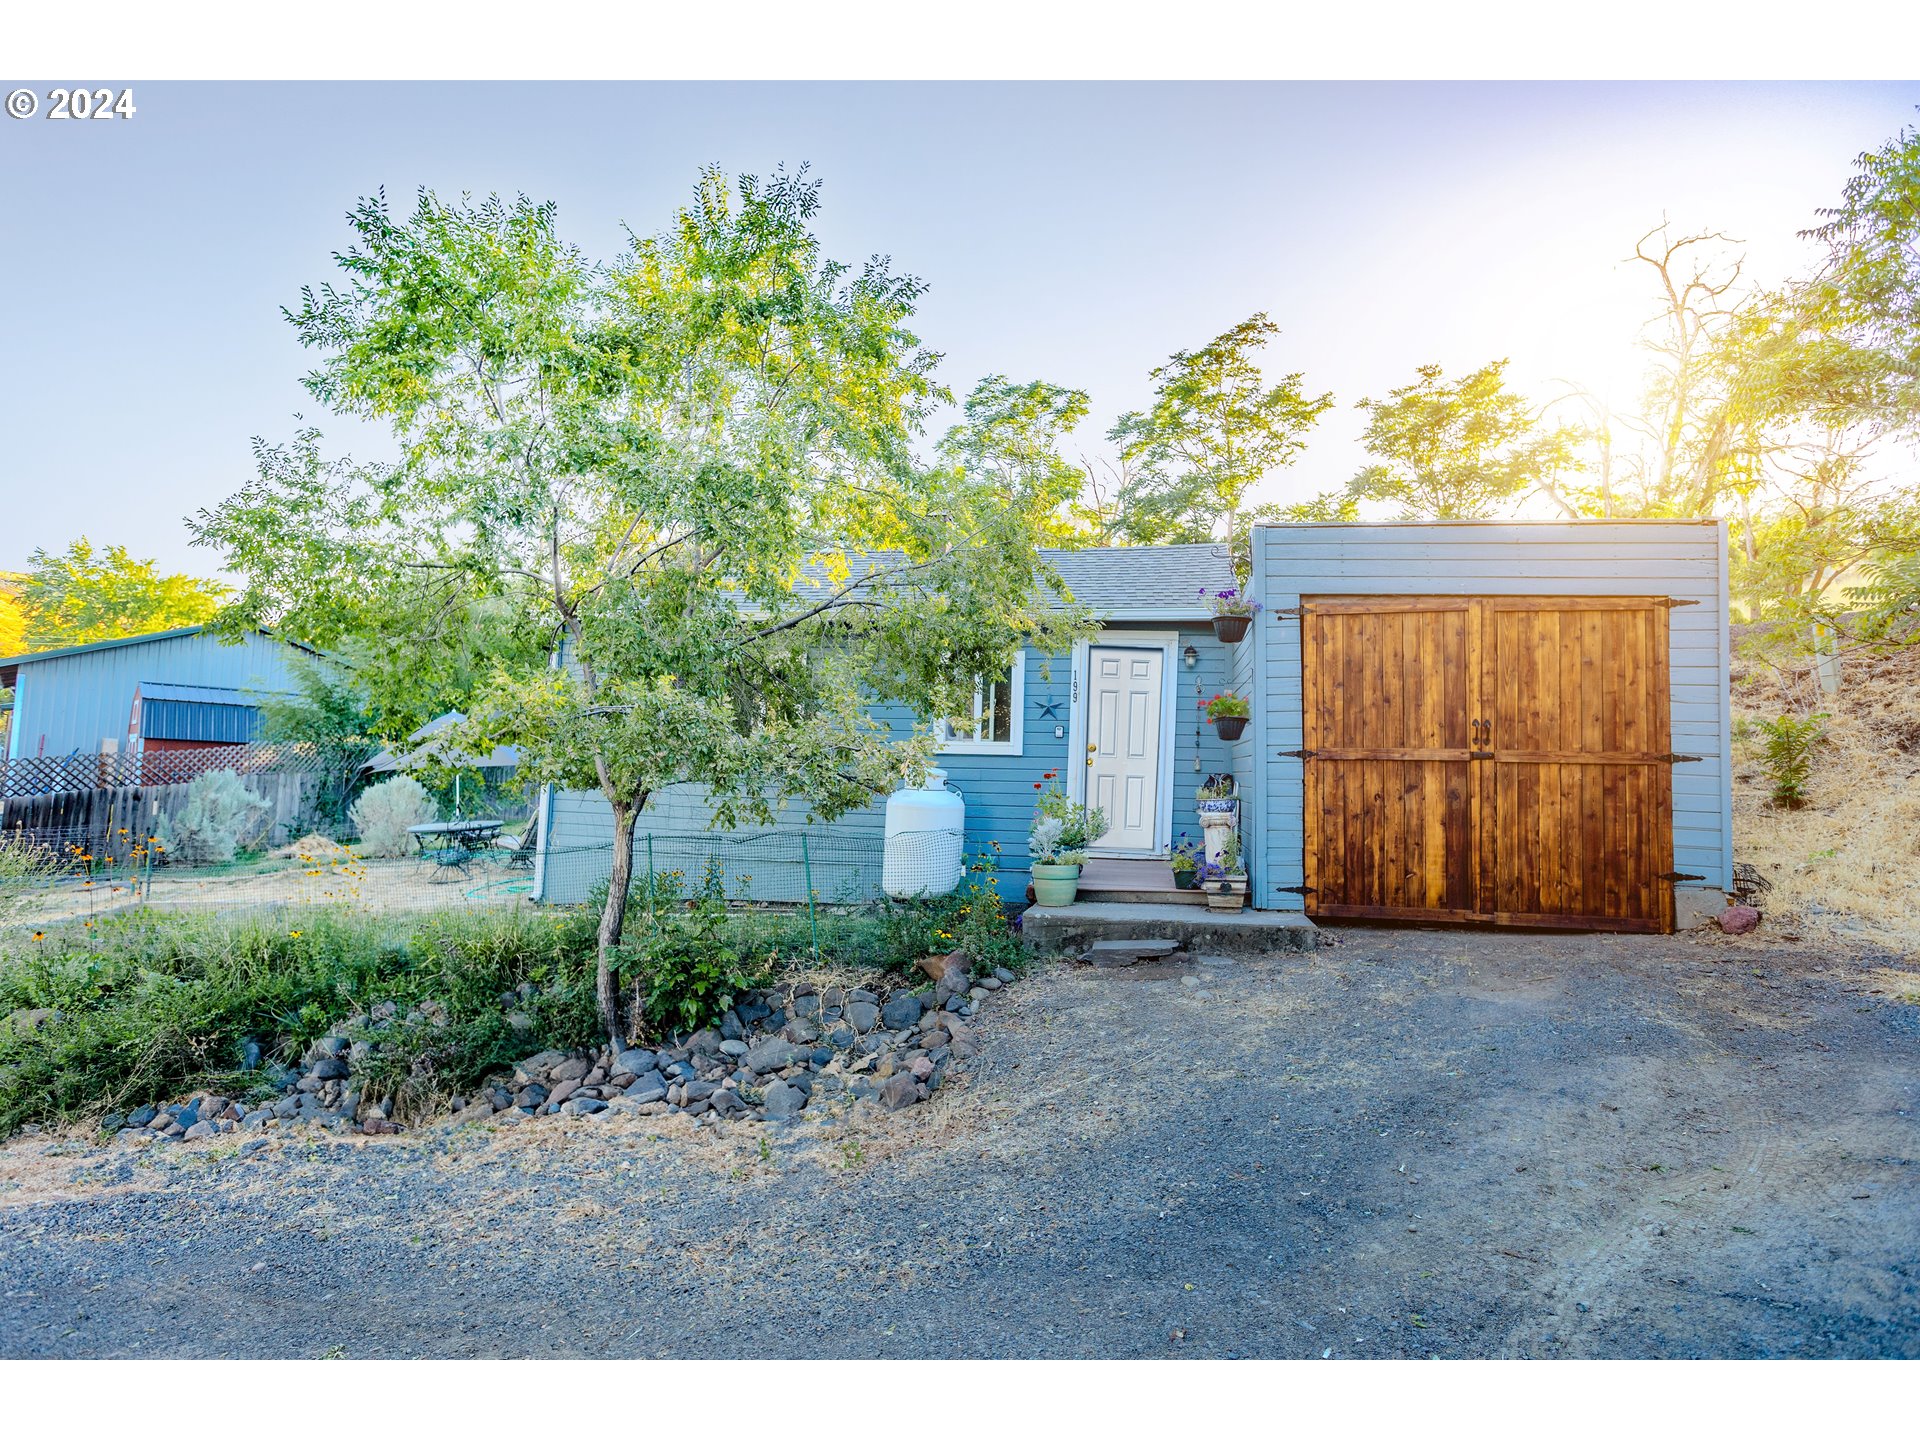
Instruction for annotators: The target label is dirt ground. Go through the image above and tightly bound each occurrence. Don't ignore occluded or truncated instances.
[1,926,1915,1359]
[15,852,532,928]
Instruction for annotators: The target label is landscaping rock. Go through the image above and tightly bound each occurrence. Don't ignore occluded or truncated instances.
[1718,904,1762,935]
[514,1050,568,1083]
[182,1121,216,1141]
[719,1039,749,1057]
[745,1037,797,1074]
[564,1096,608,1116]
[846,1001,880,1034]
[708,1089,748,1119]
[307,1035,349,1062]
[881,994,923,1030]
[612,1048,656,1076]
[762,1080,806,1119]
[878,1073,920,1110]
[919,949,967,983]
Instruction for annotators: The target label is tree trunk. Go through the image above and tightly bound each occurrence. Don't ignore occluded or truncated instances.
[597,797,636,1051]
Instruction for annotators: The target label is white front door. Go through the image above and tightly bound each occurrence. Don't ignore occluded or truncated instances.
[1086,645,1164,854]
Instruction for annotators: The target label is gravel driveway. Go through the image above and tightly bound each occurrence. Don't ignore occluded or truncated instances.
[3,927,1916,1358]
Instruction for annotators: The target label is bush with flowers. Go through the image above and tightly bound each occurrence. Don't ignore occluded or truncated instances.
[1201,586,1262,619]
[1029,770,1109,865]
[1200,691,1251,721]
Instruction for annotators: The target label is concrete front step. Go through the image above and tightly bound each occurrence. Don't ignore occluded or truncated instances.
[1021,902,1319,958]
[1075,886,1208,907]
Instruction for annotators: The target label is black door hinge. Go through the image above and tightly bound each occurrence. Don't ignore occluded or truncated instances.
[1272,606,1303,618]
[1276,884,1317,896]
[1277,748,1315,760]
[1656,597,1701,608]
[1658,753,1704,764]
[1660,871,1705,883]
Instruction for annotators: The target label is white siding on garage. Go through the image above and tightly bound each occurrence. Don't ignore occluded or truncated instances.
[1253,520,1734,913]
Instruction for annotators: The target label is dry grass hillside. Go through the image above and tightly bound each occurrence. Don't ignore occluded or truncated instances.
[1731,639,1920,957]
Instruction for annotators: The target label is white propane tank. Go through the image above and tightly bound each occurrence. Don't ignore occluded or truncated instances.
[882,767,966,899]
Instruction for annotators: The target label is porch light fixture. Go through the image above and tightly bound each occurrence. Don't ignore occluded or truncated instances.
[1182,644,1198,669]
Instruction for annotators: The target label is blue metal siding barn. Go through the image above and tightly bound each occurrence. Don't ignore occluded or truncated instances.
[0,627,311,760]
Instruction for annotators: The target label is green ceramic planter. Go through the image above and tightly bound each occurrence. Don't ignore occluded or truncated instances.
[1031,861,1082,906]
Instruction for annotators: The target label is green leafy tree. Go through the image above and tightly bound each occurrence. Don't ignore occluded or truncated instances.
[1807,113,1920,408]
[939,376,1093,548]
[1101,314,1333,544]
[18,539,228,651]
[194,172,1090,1046]
[256,656,382,823]
[1345,360,1581,519]
[0,575,25,656]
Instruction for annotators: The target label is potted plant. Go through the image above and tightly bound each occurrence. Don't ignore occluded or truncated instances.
[1201,832,1249,911]
[1201,587,1262,644]
[1029,775,1110,907]
[1196,774,1237,815]
[1201,691,1251,743]
[1169,832,1201,890]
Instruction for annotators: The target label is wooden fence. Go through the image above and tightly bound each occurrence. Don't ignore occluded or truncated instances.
[0,769,323,866]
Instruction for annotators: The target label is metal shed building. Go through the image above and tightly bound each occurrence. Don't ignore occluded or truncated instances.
[0,626,311,760]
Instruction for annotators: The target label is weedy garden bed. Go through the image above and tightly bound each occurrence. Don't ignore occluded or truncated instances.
[0,865,1028,1139]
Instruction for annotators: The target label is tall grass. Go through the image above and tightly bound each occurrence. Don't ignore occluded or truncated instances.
[0,906,603,1133]
[0,862,1027,1134]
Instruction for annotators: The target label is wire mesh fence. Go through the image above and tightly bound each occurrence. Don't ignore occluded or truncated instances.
[0,820,541,938]
[542,825,1025,905]
[1,818,1026,944]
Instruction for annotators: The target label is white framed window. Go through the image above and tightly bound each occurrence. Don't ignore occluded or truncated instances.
[936,653,1025,756]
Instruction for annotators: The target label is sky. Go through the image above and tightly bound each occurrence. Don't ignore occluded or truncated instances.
[1,80,1917,577]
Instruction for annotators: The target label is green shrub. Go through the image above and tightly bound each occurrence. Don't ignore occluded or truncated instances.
[156,769,271,865]
[349,775,438,857]
[1752,713,1827,809]
[0,904,601,1133]
[863,850,1023,977]
[626,857,765,1036]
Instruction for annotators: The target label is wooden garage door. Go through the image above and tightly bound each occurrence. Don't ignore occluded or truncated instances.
[1302,595,1674,933]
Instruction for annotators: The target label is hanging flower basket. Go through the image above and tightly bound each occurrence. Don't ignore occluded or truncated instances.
[1201,588,1261,645]
[1212,715,1248,741]
[1201,691,1251,743]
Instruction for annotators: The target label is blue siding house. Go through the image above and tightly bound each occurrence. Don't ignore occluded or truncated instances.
[0,626,314,761]
[536,522,1735,934]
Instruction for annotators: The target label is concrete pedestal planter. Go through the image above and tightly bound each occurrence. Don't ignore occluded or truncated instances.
[1204,876,1249,911]
[1031,861,1082,906]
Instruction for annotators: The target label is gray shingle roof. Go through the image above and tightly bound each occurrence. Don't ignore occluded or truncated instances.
[1039,544,1234,618]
